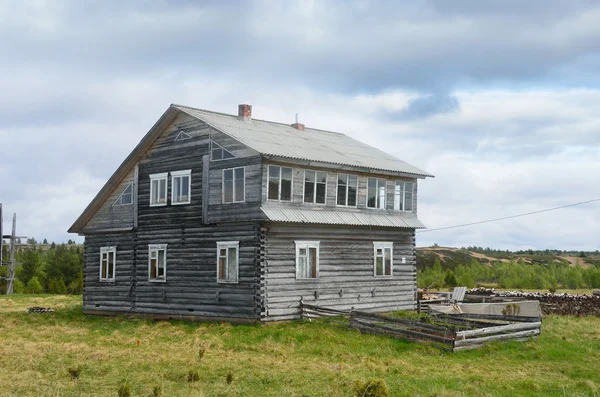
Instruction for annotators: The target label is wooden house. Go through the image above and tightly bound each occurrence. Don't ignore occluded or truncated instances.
[68,104,433,323]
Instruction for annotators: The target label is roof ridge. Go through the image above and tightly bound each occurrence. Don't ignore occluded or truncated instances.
[171,103,346,136]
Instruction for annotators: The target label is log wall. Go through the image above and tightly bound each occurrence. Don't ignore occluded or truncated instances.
[262,223,417,321]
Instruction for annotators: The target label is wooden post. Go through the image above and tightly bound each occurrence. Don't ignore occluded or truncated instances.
[6,213,16,294]
[202,155,209,224]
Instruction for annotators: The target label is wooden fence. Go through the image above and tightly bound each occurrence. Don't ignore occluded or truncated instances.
[300,302,542,352]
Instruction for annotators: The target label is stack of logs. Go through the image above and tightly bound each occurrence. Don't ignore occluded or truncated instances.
[467,288,600,316]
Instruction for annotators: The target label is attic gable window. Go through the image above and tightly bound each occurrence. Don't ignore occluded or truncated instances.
[373,242,393,277]
[217,241,239,283]
[210,140,235,161]
[295,241,319,279]
[100,246,116,282]
[171,170,191,205]
[303,170,327,204]
[149,173,168,207]
[268,165,293,201]
[394,181,414,212]
[367,177,387,209]
[336,174,357,207]
[148,244,167,282]
[113,183,133,206]
[223,167,245,203]
[174,130,192,141]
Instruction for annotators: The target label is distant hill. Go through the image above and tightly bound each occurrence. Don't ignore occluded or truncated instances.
[416,246,600,270]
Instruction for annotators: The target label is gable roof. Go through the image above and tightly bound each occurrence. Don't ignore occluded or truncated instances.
[174,104,433,178]
[69,104,432,233]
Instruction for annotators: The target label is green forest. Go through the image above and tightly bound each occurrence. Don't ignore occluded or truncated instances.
[0,243,83,294]
[417,247,600,290]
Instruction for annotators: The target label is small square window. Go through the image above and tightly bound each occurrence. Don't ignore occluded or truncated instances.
[149,244,167,282]
[268,165,293,201]
[295,241,319,279]
[100,246,116,282]
[217,242,239,283]
[171,170,192,205]
[373,242,393,277]
[149,173,168,206]
[223,167,245,203]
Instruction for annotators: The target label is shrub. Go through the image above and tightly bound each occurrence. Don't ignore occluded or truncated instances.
[226,371,233,385]
[12,279,25,294]
[198,347,205,361]
[188,370,200,382]
[67,366,81,380]
[26,276,43,294]
[117,383,131,397]
[354,378,390,397]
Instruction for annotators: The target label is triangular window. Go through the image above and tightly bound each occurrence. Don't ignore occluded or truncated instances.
[210,140,235,161]
[113,183,133,206]
[174,130,193,142]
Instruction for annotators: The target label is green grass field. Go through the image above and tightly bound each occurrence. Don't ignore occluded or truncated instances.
[0,295,599,396]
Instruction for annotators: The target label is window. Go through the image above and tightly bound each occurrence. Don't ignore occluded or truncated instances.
[223,167,245,203]
[149,173,168,206]
[210,140,235,161]
[100,246,116,281]
[367,177,387,209]
[148,244,167,282]
[114,183,133,206]
[217,241,239,283]
[171,170,192,205]
[336,174,357,206]
[174,130,192,141]
[295,241,319,279]
[268,165,293,201]
[373,242,393,277]
[303,170,327,204]
[394,181,415,211]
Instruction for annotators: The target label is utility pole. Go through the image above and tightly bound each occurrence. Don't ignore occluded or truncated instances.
[1,204,25,295]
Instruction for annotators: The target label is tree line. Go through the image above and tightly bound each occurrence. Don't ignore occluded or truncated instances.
[0,243,83,294]
[418,256,600,291]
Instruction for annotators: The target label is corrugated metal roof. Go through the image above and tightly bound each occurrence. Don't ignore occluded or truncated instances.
[261,206,426,228]
[174,105,433,178]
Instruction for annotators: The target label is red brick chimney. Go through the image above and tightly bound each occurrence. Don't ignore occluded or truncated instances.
[291,123,305,131]
[238,104,252,120]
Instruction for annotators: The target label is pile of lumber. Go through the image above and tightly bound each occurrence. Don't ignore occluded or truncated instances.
[466,288,600,316]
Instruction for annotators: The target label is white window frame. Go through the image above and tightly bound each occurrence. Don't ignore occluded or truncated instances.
[295,241,320,280]
[99,246,116,282]
[373,242,393,277]
[303,170,327,204]
[216,241,240,283]
[336,173,358,207]
[149,172,168,207]
[267,165,293,201]
[222,167,246,204]
[113,182,133,206]
[148,244,168,282]
[394,181,415,212]
[171,169,192,205]
[367,177,387,210]
[210,140,236,161]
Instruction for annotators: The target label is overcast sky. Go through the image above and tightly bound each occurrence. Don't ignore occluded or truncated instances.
[1,0,599,250]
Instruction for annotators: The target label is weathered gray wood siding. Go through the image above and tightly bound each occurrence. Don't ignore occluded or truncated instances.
[262,223,417,321]
[261,160,418,213]
[83,231,134,313]
[81,168,136,233]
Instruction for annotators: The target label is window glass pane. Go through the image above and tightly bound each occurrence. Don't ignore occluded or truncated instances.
[315,183,326,204]
[337,174,347,205]
[181,176,189,201]
[228,247,238,281]
[212,148,222,160]
[305,170,315,183]
[108,259,114,279]
[150,258,157,279]
[234,177,244,202]
[309,247,317,278]
[269,165,280,179]
[280,179,292,201]
[394,182,403,211]
[268,180,279,200]
[368,177,376,189]
[173,177,181,200]
[234,167,244,181]
[405,182,414,211]
[224,169,233,181]
[316,171,327,184]
[378,179,386,209]
[124,184,132,194]
[281,167,293,180]
[384,248,392,276]
[222,149,235,159]
[376,256,383,276]
[151,180,158,203]
[157,250,165,277]
[159,179,166,202]
[224,179,234,203]
[347,177,357,206]
[101,260,107,279]
[219,257,226,280]
[304,180,315,203]
[298,256,308,278]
